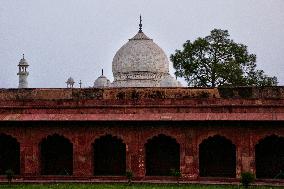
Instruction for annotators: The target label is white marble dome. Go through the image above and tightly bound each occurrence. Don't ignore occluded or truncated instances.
[94,75,111,88]
[112,31,170,87]
[160,74,182,87]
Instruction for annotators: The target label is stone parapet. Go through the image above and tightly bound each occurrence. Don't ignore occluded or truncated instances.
[0,87,283,100]
[0,87,283,121]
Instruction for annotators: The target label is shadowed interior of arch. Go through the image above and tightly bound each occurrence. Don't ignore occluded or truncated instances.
[255,135,284,179]
[93,135,126,176]
[145,134,180,176]
[40,134,73,175]
[0,134,20,175]
[199,135,236,178]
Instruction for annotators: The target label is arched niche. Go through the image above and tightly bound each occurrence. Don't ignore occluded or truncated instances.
[40,134,73,175]
[93,134,126,176]
[0,133,20,175]
[199,135,236,178]
[255,135,284,179]
[145,134,180,176]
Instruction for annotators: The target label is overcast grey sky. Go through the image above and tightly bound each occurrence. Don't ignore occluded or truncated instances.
[0,0,283,88]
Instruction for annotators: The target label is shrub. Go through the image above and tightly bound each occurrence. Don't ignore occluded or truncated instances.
[170,169,181,184]
[125,170,134,185]
[240,172,255,188]
[5,169,14,184]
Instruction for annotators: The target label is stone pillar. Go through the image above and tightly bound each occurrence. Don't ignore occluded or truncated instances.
[237,131,255,178]
[236,146,242,178]
[20,141,40,176]
[134,147,145,179]
[240,155,255,174]
[181,137,198,180]
[125,143,131,171]
[128,140,145,180]
[73,135,93,176]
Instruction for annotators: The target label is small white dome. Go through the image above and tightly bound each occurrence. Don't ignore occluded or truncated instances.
[160,74,182,87]
[94,75,110,88]
[18,54,29,66]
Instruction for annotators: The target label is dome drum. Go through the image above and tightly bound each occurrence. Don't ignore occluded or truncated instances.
[112,79,160,88]
[113,72,167,81]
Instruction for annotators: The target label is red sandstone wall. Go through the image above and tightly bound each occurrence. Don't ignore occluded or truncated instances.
[0,87,283,180]
[0,87,284,100]
[0,87,284,121]
[0,123,283,180]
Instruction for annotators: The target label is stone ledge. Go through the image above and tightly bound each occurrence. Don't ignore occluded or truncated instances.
[1,113,284,121]
[0,87,283,101]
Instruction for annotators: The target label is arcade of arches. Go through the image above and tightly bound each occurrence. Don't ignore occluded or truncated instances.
[0,123,283,181]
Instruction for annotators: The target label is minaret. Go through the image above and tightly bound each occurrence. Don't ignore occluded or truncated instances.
[17,54,29,88]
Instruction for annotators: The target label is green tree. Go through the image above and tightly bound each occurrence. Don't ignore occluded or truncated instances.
[170,29,277,87]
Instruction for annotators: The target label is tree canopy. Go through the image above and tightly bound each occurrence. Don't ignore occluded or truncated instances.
[170,29,277,87]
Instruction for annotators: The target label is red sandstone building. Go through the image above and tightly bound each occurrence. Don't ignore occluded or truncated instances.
[0,87,284,181]
[1,21,284,182]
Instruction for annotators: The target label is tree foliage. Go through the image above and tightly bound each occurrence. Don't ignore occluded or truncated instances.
[170,29,277,87]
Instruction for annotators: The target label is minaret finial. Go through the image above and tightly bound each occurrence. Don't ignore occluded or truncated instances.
[102,69,104,75]
[139,14,142,33]
[23,54,25,59]
[79,80,82,88]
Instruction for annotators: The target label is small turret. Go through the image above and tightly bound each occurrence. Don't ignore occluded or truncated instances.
[66,77,75,88]
[17,54,29,88]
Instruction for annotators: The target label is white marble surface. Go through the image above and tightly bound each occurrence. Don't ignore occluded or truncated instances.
[94,75,111,88]
[112,31,170,87]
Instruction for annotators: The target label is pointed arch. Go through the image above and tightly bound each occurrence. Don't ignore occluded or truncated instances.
[145,134,180,176]
[93,134,126,175]
[40,134,73,175]
[199,135,236,177]
[0,133,20,175]
[255,135,284,179]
